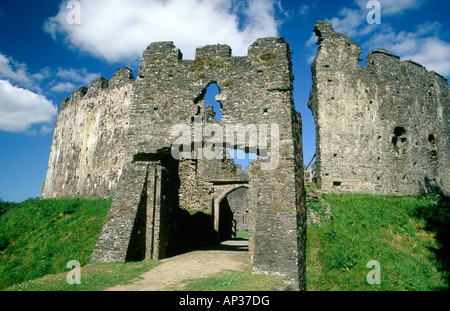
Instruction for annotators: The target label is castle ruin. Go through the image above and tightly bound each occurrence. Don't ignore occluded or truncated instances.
[40,21,450,291]
[42,38,306,290]
[309,21,449,195]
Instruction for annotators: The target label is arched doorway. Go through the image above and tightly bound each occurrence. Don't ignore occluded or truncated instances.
[215,185,249,242]
[218,197,234,241]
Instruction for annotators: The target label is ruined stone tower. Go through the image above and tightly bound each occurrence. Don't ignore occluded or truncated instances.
[41,68,134,199]
[48,38,306,289]
[309,21,450,195]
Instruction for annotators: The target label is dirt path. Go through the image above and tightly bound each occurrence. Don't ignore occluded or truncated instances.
[106,240,250,291]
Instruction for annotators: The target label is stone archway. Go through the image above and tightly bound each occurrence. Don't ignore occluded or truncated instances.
[213,184,249,239]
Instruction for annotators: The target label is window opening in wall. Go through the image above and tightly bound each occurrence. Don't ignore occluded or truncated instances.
[428,134,438,163]
[226,148,257,170]
[204,83,222,121]
[392,126,407,156]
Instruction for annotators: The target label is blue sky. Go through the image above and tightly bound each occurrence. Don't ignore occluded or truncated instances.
[0,0,449,202]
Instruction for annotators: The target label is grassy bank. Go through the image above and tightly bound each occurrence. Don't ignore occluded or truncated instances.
[7,261,159,291]
[0,197,111,289]
[306,193,448,291]
[1,193,448,291]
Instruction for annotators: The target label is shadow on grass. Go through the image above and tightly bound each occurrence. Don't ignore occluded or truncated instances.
[414,184,450,291]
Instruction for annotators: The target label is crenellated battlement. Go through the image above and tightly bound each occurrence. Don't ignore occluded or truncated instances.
[60,67,135,111]
[195,44,232,59]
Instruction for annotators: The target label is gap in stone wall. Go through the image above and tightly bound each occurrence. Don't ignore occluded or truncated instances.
[204,83,222,121]
[226,148,257,170]
[392,126,407,156]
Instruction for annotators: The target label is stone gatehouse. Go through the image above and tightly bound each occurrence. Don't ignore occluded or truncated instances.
[44,38,305,290]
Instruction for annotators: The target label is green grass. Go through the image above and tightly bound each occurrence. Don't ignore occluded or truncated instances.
[0,197,111,290]
[178,269,287,291]
[2,194,448,291]
[306,193,447,291]
[6,261,159,291]
[235,231,249,239]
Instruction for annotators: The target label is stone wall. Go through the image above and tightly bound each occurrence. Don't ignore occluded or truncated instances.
[226,187,249,231]
[40,68,134,198]
[89,38,305,289]
[309,21,450,195]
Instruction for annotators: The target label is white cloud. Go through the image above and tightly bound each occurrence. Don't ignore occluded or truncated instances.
[330,0,428,40]
[40,125,54,135]
[298,3,310,16]
[402,37,450,76]
[32,67,52,82]
[0,53,39,90]
[49,81,77,93]
[356,0,426,15]
[358,23,450,75]
[0,80,57,133]
[55,67,99,85]
[0,51,98,134]
[0,52,97,97]
[315,1,450,77]
[44,0,281,62]
[329,8,367,38]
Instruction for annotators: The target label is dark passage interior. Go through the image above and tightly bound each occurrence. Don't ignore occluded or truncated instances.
[125,155,248,261]
[125,176,148,261]
[219,197,234,242]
